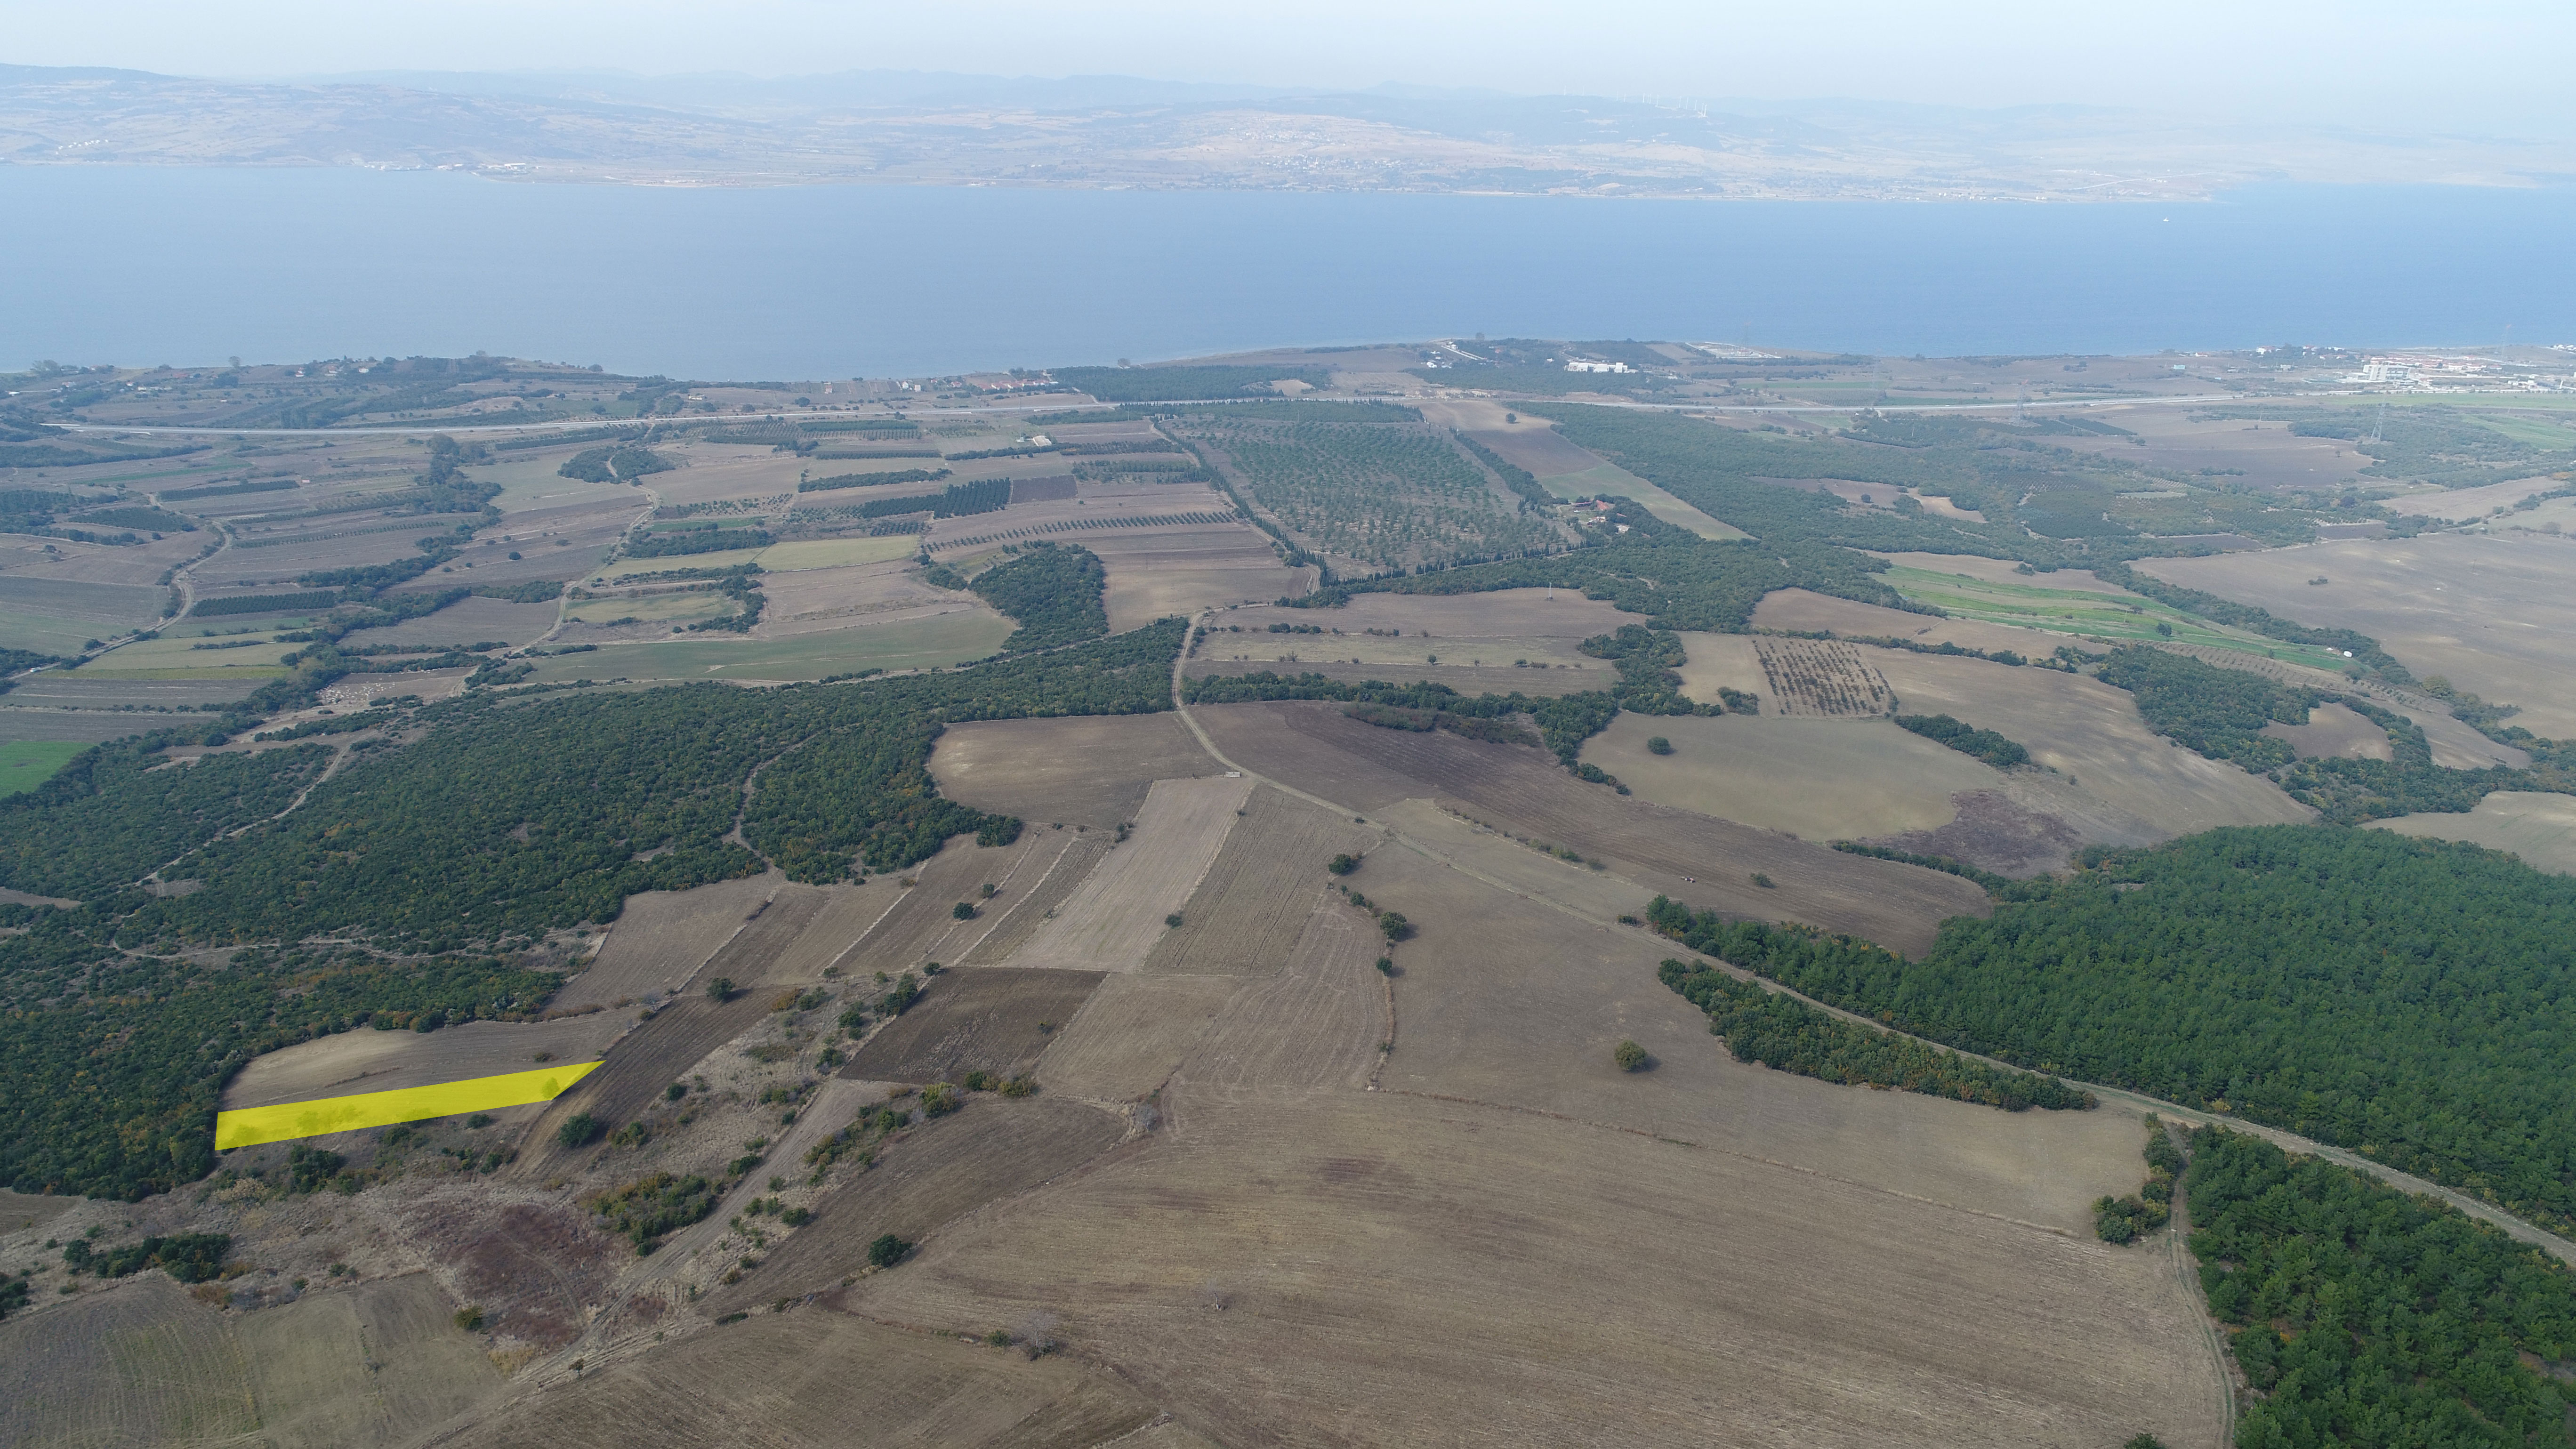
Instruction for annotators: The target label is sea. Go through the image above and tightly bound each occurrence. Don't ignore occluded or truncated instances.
[4,166,2572,379]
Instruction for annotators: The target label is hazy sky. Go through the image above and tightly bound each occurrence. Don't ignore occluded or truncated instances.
[14,0,2574,133]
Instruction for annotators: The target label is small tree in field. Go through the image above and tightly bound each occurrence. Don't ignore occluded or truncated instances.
[1613,1040,1649,1072]
[1326,853,1359,876]
[867,1233,910,1269]
[705,975,735,1001]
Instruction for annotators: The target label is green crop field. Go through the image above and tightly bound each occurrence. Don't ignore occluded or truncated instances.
[0,740,84,797]
[524,611,1010,685]
[1880,565,2355,668]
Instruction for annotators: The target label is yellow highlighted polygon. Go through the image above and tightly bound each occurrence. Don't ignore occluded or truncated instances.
[215,1060,602,1150]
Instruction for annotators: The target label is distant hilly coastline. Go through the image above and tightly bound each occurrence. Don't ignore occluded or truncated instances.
[1,63,2568,201]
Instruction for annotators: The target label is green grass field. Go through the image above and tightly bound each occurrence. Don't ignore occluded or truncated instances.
[1879,565,2355,669]
[0,741,85,797]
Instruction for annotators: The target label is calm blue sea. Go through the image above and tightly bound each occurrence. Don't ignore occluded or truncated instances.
[4,167,2570,378]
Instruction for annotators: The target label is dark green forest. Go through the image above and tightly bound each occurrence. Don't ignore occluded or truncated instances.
[1657,958,2092,1111]
[1892,713,2029,768]
[1650,826,2576,1233]
[2186,1129,2576,1447]
[967,544,1109,652]
[0,622,1184,1198]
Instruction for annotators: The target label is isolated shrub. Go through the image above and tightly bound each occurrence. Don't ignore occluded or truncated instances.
[1613,1040,1650,1072]
[999,1075,1037,1098]
[867,1233,910,1269]
[609,1121,650,1149]
[780,1207,812,1227]
[920,1083,959,1117]
[557,1113,604,1150]
[951,901,977,920]
[1164,912,1183,927]
[882,974,920,1015]
[1377,911,1410,942]
[961,1070,993,1092]
[454,1305,485,1332]
[1749,873,1775,889]
[1375,957,1394,976]
[1326,853,1359,876]
[705,975,735,1001]
[665,1082,687,1102]
[1646,735,1673,756]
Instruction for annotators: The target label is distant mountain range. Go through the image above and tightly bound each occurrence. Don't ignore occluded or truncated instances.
[3,63,2568,200]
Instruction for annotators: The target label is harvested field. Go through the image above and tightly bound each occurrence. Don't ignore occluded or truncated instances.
[840,967,1105,1085]
[1192,700,1988,956]
[963,832,1114,965]
[0,707,167,744]
[0,1271,501,1449]
[1089,524,1304,632]
[1037,974,1246,1103]
[1670,631,1768,709]
[852,1084,2222,1449]
[750,558,988,639]
[1171,894,1385,1096]
[1753,638,1893,716]
[555,874,783,1012]
[1582,713,1992,839]
[2264,700,2395,759]
[0,575,167,652]
[2375,791,2576,877]
[344,596,560,649]
[2144,536,2576,735]
[1353,841,2144,1228]
[1144,787,1373,976]
[1009,775,1254,972]
[705,1096,1128,1313]
[2054,408,2369,490]
[0,673,267,708]
[930,712,1215,829]
[453,1292,1155,1449]
[1867,649,2313,842]
[527,611,1014,686]
[833,831,1068,977]
[221,1014,631,1113]
[2385,474,2569,521]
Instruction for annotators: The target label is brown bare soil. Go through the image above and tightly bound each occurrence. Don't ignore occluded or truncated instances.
[2375,791,2576,877]
[1754,637,1894,716]
[1194,700,1989,957]
[448,1305,1156,1449]
[1007,776,1254,972]
[0,1188,77,1236]
[2054,408,2369,491]
[705,1096,1128,1314]
[2264,700,2396,759]
[852,831,1078,975]
[221,1014,633,1111]
[931,713,1216,829]
[513,993,780,1181]
[2143,535,2576,736]
[1143,787,1372,976]
[0,1271,504,1449]
[853,1083,2221,1449]
[554,873,780,1012]
[1582,713,1990,840]
[1036,975,1247,1104]
[842,968,1106,1085]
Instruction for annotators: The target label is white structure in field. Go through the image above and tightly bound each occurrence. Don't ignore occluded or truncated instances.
[1564,359,1631,373]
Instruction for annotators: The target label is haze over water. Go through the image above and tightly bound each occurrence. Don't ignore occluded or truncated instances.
[7,167,2570,378]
